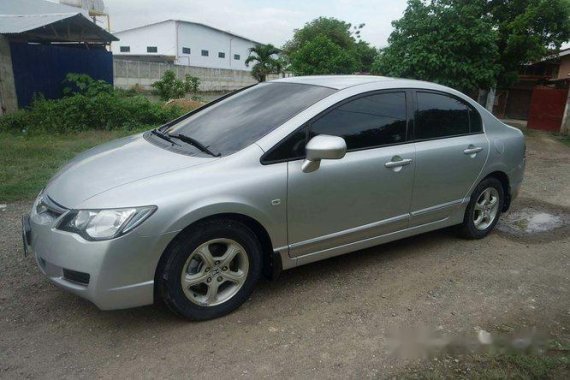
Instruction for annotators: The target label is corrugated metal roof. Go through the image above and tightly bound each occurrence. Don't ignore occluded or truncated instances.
[0,0,117,42]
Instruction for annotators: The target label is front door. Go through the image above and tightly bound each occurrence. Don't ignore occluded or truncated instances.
[285,91,415,257]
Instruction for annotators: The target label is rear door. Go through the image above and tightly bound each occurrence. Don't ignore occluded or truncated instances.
[410,90,489,226]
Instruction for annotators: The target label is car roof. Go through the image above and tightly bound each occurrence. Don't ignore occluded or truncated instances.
[268,75,395,90]
[268,75,471,100]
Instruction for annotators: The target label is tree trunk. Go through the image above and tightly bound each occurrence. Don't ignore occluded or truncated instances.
[485,88,496,113]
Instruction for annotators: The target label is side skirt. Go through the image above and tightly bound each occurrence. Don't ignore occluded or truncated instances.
[278,202,467,270]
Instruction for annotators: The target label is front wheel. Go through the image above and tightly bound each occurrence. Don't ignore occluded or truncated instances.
[158,219,262,320]
[458,177,504,239]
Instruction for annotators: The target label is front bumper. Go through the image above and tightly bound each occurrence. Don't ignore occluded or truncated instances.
[25,209,177,310]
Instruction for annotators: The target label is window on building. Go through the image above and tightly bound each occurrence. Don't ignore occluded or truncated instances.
[182,47,191,54]
[218,52,225,58]
[201,50,209,57]
[234,54,240,60]
[147,46,158,53]
[415,92,471,140]
[310,92,408,151]
[119,46,130,53]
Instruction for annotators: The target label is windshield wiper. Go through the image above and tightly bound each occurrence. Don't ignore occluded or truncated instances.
[151,129,178,145]
[168,133,221,157]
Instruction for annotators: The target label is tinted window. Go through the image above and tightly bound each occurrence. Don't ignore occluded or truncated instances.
[469,107,483,133]
[263,129,307,162]
[416,92,470,139]
[234,54,240,60]
[147,46,157,53]
[120,46,130,52]
[310,92,408,150]
[166,83,335,156]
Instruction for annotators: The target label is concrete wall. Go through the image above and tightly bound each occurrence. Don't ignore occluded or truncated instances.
[113,59,281,92]
[0,36,18,115]
[111,20,259,71]
[557,55,570,79]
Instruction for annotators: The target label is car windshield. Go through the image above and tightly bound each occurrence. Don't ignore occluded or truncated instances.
[164,82,336,156]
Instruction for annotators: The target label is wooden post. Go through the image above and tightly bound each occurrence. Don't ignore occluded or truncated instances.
[560,89,570,135]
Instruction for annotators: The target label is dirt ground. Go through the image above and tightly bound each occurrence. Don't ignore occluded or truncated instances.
[1,131,569,379]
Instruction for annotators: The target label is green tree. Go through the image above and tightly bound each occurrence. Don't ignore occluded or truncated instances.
[372,0,500,93]
[284,17,376,75]
[354,40,378,72]
[245,44,281,82]
[289,35,359,75]
[284,17,356,54]
[488,0,570,87]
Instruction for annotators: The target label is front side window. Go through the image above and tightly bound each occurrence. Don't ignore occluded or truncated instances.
[415,92,471,140]
[263,91,408,163]
[310,92,408,150]
[165,83,335,156]
[147,46,157,53]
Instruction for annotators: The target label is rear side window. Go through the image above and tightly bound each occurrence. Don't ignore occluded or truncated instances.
[415,92,471,139]
[310,92,408,151]
[469,107,483,133]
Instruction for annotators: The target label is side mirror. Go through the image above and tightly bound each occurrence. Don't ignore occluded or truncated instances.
[302,135,347,173]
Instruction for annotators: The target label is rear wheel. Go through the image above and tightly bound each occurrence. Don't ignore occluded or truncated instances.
[458,177,504,239]
[158,219,262,320]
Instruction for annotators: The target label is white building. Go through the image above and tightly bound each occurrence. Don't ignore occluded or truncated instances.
[111,20,263,71]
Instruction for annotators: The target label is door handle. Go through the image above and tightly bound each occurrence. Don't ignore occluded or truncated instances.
[464,146,483,155]
[385,157,413,168]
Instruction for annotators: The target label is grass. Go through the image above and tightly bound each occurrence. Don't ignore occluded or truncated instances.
[0,129,146,202]
[405,341,570,379]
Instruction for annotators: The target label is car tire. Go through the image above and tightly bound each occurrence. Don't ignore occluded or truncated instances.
[458,177,504,239]
[158,219,262,320]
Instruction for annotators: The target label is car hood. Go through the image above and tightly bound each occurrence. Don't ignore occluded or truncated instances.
[45,133,216,208]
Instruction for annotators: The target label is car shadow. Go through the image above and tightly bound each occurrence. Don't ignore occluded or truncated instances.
[59,227,459,329]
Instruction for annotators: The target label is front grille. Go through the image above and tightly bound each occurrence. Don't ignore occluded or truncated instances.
[62,269,90,285]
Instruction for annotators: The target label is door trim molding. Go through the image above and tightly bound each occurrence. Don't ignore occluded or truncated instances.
[288,214,409,258]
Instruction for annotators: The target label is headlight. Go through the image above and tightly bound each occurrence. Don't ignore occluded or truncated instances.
[57,206,156,241]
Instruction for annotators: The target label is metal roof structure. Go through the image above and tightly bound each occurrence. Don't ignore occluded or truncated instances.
[0,0,117,43]
[114,19,265,46]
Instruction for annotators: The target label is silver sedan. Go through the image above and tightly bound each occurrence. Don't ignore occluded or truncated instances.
[23,76,525,320]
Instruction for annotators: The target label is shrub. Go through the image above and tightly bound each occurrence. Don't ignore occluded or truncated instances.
[184,74,201,93]
[0,74,187,134]
[152,70,201,101]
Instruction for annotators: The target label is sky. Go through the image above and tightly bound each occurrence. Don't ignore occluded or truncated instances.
[99,0,409,48]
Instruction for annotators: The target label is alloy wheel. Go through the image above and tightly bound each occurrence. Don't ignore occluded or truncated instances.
[473,187,500,231]
[180,238,249,307]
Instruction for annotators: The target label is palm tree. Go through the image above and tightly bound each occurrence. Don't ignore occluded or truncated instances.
[245,44,281,82]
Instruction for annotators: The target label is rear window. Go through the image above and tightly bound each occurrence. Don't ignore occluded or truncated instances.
[165,83,336,156]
